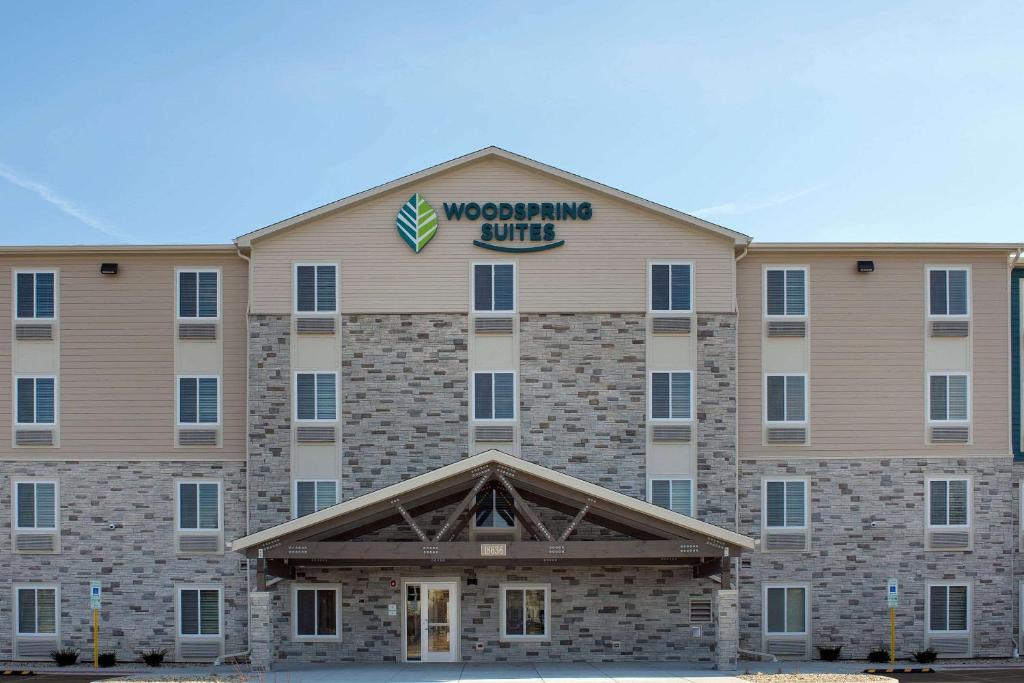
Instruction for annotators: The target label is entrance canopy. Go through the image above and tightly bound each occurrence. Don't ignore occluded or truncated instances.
[231,450,753,587]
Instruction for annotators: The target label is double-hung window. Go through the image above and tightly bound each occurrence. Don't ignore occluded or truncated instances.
[177,270,219,318]
[650,479,693,516]
[475,488,515,528]
[764,480,807,529]
[764,585,808,635]
[500,584,550,640]
[650,371,692,421]
[765,268,807,317]
[15,481,57,530]
[765,374,806,423]
[15,377,55,425]
[928,268,969,317]
[15,585,58,636]
[15,271,56,319]
[929,374,969,423]
[295,264,337,313]
[293,584,341,640]
[177,482,221,531]
[473,263,515,312]
[295,372,337,421]
[928,479,969,528]
[649,262,692,313]
[178,377,219,425]
[294,480,338,518]
[178,586,222,637]
[928,583,969,633]
[473,372,515,420]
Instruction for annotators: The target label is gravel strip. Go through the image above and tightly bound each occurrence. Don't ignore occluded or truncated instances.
[740,675,897,683]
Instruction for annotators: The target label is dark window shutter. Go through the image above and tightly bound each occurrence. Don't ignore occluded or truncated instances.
[670,264,691,311]
[948,270,967,315]
[180,483,198,529]
[474,373,493,420]
[16,377,34,423]
[493,264,514,311]
[197,272,217,317]
[16,273,34,318]
[766,376,786,422]
[296,374,315,420]
[930,375,948,421]
[179,378,198,423]
[296,266,316,312]
[785,270,805,315]
[651,265,670,311]
[930,270,947,315]
[474,265,493,311]
[316,265,336,312]
[651,372,670,419]
[493,373,514,419]
[766,270,785,316]
[179,272,198,317]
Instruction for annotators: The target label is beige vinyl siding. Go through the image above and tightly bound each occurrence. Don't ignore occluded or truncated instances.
[249,157,737,314]
[0,252,247,461]
[738,250,1010,458]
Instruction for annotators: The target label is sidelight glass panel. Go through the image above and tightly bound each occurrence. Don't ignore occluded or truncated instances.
[504,589,524,636]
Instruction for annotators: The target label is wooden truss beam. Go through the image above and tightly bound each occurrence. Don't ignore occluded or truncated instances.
[558,500,592,542]
[392,500,429,542]
[496,472,553,541]
[434,473,491,542]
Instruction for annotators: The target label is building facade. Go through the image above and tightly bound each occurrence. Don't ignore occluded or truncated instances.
[1,147,1021,666]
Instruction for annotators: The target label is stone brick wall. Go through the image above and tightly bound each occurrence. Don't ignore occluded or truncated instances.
[248,315,292,533]
[0,460,248,661]
[737,457,1014,658]
[696,313,738,530]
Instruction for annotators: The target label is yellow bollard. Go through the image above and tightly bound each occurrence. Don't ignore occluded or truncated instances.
[93,608,99,668]
[889,607,895,664]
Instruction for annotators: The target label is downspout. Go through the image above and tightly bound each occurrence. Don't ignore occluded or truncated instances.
[1010,248,1021,657]
[733,244,750,655]
[235,244,254,661]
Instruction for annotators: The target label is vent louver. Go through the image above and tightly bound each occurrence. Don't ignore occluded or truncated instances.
[766,321,806,338]
[15,323,53,340]
[651,317,692,334]
[296,317,336,335]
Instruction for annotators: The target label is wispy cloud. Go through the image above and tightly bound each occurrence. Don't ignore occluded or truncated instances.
[0,162,131,242]
[694,182,829,218]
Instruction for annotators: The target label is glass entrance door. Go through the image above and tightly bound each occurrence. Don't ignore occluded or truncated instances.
[405,581,457,662]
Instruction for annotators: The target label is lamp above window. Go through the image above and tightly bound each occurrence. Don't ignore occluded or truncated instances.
[856,260,874,273]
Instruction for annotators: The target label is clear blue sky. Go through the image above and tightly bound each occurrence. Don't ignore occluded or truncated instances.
[1,1,1022,245]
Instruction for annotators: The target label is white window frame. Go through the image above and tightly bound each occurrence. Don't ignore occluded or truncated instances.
[293,262,339,315]
[927,266,971,319]
[175,268,221,320]
[499,583,551,642]
[762,478,808,531]
[763,583,810,636]
[926,477,971,530]
[927,372,971,424]
[293,371,339,423]
[471,261,517,315]
[13,269,59,321]
[175,375,222,427]
[471,371,517,421]
[292,479,339,518]
[763,373,809,425]
[291,583,343,642]
[648,370,694,422]
[13,375,58,427]
[763,265,809,319]
[647,477,694,516]
[13,479,59,531]
[13,583,60,637]
[647,261,694,315]
[926,581,971,634]
[176,584,223,638]
[175,480,223,532]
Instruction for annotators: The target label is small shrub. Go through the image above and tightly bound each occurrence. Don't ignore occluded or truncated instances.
[141,649,168,667]
[913,649,938,664]
[97,651,117,668]
[867,647,890,663]
[817,645,842,661]
[51,648,80,666]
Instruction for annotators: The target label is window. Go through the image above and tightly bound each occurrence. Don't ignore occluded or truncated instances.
[765,268,807,317]
[500,584,550,640]
[474,263,515,312]
[178,587,221,636]
[295,480,338,518]
[177,270,219,318]
[295,372,337,421]
[650,479,693,515]
[649,263,692,313]
[765,585,807,635]
[15,377,55,425]
[765,374,806,423]
[177,482,220,531]
[650,371,692,420]
[764,480,807,529]
[929,374,969,422]
[15,585,58,636]
[473,372,515,420]
[293,584,341,640]
[295,264,337,313]
[928,583,969,633]
[178,377,219,424]
[15,271,55,319]
[15,481,57,530]
[475,488,515,528]
[929,268,969,317]
[928,479,969,527]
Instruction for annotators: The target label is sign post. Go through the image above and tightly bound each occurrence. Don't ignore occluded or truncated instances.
[90,581,102,668]
[886,578,898,664]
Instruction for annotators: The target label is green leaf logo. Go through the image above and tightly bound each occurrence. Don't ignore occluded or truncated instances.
[396,193,439,253]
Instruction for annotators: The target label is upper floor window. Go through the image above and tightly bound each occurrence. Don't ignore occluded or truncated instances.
[178,376,219,425]
[15,584,58,636]
[650,478,692,516]
[473,372,515,420]
[15,481,57,530]
[929,374,969,423]
[765,268,806,317]
[649,263,692,313]
[474,263,515,312]
[295,480,338,518]
[476,488,515,528]
[928,479,969,527]
[16,271,55,319]
[16,377,55,425]
[764,480,806,529]
[765,374,807,423]
[650,371,692,421]
[295,372,337,421]
[929,268,969,317]
[928,583,969,633]
[178,586,221,637]
[177,270,219,319]
[177,481,221,531]
[295,264,337,313]
[765,585,807,635]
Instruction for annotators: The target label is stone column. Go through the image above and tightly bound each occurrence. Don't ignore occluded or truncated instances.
[249,591,273,670]
[716,589,739,671]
